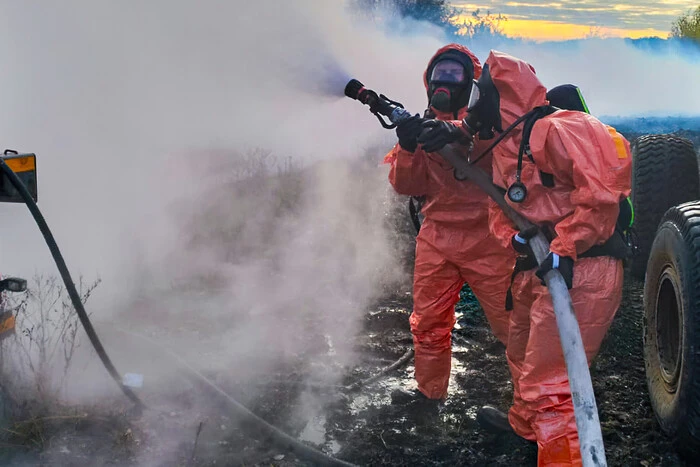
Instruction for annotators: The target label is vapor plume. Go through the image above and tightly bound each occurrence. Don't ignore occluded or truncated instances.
[0,0,698,463]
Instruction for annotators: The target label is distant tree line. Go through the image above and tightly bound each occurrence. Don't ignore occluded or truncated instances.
[352,0,457,29]
[671,6,700,43]
[351,0,507,40]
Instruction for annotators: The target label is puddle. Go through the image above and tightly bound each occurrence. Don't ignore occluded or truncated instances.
[325,440,341,454]
[299,415,327,444]
[448,347,470,396]
[452,344,471,354]
[298,414,342,454]
[368,306,409,316]
[348,390,392,416]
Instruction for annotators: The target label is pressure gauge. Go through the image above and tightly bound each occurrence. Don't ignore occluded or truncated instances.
[507,182,527,203]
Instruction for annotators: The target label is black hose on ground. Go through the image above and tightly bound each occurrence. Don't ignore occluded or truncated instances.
[1,158,357,465]
[345,348,414,392]
[343,331,477,392]
[0,159,144,409]
[113,327,358,467]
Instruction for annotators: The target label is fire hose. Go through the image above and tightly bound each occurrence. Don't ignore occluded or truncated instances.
[344,79,607,467]
[111,327,357,467]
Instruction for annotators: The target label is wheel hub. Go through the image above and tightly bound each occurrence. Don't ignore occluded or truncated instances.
[655,268,683,393]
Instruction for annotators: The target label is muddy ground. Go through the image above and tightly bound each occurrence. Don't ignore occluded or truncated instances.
[322,279,684,466]
[0,276,690,466]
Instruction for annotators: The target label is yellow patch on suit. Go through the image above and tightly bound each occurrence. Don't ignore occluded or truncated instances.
[607,127,629,159]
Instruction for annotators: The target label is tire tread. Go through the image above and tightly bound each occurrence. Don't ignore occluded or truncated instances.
[652,201,700,455]
[632,135,699,279]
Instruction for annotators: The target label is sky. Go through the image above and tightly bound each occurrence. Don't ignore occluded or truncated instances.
[452,0,699,41]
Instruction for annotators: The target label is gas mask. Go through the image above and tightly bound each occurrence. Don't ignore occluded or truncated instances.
[426,53,474,115]
[464,63,503,140]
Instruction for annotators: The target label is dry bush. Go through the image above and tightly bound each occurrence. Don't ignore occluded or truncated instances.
[171,143,416,289]
[181,147,305,265]
[0,275,100,412]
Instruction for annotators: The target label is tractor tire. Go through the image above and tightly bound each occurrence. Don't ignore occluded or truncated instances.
[631,135,699,279]
[644,201,700,459]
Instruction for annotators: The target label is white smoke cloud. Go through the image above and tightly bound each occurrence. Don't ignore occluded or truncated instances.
[0,0,699,462]
[0,0,432,439]
[0,0,440,285]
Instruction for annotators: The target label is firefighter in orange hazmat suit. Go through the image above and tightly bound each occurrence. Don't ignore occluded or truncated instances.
[461,50,630,465]
[384,44,515,403]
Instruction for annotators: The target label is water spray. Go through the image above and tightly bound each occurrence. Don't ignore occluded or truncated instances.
[344,78,608,467]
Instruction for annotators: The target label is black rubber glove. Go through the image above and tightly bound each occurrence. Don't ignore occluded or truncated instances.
[395,114,424,152]
[417,119,472,153]
[535,252,574,289]
[511,225,539,255]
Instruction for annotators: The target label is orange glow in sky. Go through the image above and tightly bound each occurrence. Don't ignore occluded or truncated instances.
[495,18,668,41]
[450,0,695,41]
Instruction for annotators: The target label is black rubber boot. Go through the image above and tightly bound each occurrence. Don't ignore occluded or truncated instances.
[390,388,445,411]
[391,388,429,405]
[476,405,514,434]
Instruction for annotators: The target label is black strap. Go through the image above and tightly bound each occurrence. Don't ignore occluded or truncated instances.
[580,229,631,260]
[540,172,555,187]
[505,254,538,311]
[469,109,540,166]
[514,106,557,185]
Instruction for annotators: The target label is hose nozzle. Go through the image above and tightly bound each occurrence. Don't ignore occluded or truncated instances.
[344,79,365,100]
[344,78,410,129]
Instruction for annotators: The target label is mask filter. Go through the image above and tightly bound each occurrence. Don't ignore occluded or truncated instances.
[430,87,452,112]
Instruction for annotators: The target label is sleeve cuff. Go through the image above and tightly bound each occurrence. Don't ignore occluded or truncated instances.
[549,240,577,261]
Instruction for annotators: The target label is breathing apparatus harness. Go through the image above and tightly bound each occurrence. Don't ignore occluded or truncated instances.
[457,107,546,179]
[509,106,558,202]
[471,105,635,254]
[464,107,635,308]
[472,106,636,310]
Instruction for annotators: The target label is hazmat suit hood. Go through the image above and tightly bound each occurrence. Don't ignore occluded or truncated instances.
[423,43,482,120]
[483,51,548,130]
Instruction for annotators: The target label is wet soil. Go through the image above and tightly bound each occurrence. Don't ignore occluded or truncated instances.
[1,278,689,466]
[321,279,685,466]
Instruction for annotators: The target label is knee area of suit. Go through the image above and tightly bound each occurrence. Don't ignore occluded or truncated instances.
[412,329,452,349]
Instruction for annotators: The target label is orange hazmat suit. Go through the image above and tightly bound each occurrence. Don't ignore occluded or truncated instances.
[484,51,631,465]
[384,44,515,400]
